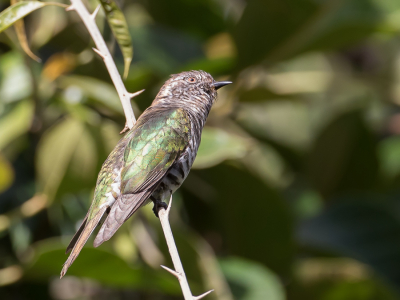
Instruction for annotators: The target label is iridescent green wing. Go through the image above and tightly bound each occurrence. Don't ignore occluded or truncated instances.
[121,108,191,194]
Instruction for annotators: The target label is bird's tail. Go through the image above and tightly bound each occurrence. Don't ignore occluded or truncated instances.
[60,206,107,278]
[93,192,148,247]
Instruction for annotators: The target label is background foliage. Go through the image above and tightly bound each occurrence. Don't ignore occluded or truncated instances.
[1,0,400,299]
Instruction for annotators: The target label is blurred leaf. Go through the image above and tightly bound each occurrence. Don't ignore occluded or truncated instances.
[233,0,386,69]
[298,197,400,291]
[69,126,97,181]
[10,0,40,62]
[237,101,312,150]
[131,25,203,75]
[308,111,379,198]
[42,52,76,81]
[378,136,400,179]
[220,257,285,300]
[0,265,23,287]
[24,239,180,293]
[99,0,133,79]
[36,118,93,199]
[238,87,280,103]
[321,279,398,300]
[10,220,31,253]
[233,0,317,68]
[30,5,68,48]
[0,154,14,193]
[0,100,33,150]
[193,127,249,169]
[142,0,227,39]
[241,143,291,188]
[0,51,32,102]
[59,75,139,114]
[0,1,65,33]
[186,164,294,276]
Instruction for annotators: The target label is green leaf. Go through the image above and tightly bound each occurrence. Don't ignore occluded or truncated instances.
[0,100,33,151]
[36,118,87,199]
[10,0,41,62]
[299,196,400,290]
[233,0,386,69]
[143,0,227,39]
[307,111,379,198]
[0,154,14,193]
[99,0,133,79]
[378,136,400,179]
[185,164,294,276]
[59,75,138,114]
[220,257,285,300]
[24,239,180,292]
[0,1,66,33]
[237,101,312,150]
[193,127,248,169]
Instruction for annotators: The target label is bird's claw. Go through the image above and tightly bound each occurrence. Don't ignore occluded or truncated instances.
[153,201,168,218]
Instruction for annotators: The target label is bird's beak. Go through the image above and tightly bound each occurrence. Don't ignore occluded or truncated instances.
[213,81,232,90]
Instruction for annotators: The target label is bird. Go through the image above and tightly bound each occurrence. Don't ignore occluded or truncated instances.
[60,70,231,278]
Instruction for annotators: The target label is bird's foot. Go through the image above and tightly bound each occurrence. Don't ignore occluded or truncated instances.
[152,200,168,218]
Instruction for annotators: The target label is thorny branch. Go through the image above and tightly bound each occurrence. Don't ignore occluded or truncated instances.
[159,197,214,300]
[65,1,213,299]
[66,0,142,133]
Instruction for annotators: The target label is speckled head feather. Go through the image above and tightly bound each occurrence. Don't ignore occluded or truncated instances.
[153,70,218,118]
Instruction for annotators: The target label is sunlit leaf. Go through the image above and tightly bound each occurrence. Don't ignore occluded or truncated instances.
[0,52,32,103]
[59,75,139,114]
[193,127,249,169]
[36,118,86,199]
[0,100,33,150]
[42,52,76,81]
[237,101,312,150]
[69,126,97,181]
[99,0,133,79]
[0,1,66,33]
[220,257,285,300]
[0,154,14,193]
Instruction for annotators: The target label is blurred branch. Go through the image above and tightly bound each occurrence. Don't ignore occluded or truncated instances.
[158,196,214,300]
[66,0,143,132]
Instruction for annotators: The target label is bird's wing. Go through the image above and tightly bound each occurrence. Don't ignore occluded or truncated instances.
[93,107,191,246]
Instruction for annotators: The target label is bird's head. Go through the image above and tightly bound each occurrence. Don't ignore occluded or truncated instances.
[154,70,232,110]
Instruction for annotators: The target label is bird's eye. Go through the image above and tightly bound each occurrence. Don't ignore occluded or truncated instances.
[187,77,196,83]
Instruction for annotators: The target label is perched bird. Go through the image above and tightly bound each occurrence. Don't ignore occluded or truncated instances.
[60,70,231,278]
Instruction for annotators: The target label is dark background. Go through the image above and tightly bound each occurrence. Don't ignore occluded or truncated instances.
[1,0,400,299]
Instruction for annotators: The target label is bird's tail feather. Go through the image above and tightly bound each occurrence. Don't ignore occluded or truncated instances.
[60,206,107,278]
[93,192,148,247]
[65,214,88,254]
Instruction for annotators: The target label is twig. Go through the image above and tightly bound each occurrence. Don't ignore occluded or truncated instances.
[159,196,214,300]
[66,0,142,132]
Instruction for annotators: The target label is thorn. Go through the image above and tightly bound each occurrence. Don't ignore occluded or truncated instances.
[65,5,74,11]
[91,5,101,19]
[119,125,129,134]
[128,89,145,99]
[92,48,106,59]
[193,290,214,300]
[161,265,181,279]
